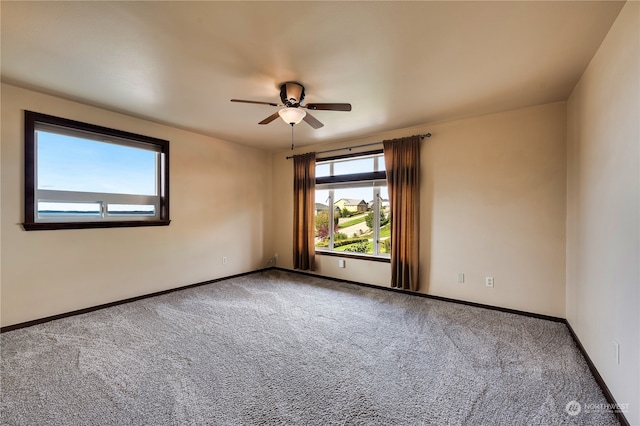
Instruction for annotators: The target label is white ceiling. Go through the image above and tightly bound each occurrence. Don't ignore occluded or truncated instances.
[1,1,625,151]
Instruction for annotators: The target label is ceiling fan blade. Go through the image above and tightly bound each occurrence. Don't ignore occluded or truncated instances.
[303,112,324,129]
[231,99,280,107]
[259,112,280,125]
[304,103,352,111]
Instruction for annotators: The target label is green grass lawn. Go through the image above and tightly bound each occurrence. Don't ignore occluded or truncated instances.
[335,228,391,254]
[338,215,367,229]
[319,222,391,254]
[357,223,390,239]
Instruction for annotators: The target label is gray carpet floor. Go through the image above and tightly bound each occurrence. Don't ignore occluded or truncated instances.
[1,269,619,425]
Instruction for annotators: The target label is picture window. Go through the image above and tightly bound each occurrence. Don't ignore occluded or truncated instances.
[23,111,170,231]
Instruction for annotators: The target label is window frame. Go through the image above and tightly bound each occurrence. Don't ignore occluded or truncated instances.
[23,111,170,231]
[315,149,390,262]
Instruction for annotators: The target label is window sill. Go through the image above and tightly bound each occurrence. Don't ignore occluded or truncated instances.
[315,250,391,263]
[22,220,171,231]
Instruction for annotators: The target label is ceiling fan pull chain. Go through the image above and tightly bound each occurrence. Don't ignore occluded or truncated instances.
[291,123,295,150]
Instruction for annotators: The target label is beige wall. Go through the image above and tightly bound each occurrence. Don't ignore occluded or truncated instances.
[0,84,272,327]
[271,101,567,317]
[1,5,636,417]
[566,2,639,424]
[2,6,636,417]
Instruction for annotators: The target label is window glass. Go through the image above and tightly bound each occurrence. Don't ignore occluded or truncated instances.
[378,154,386,172]
[37,131,157,195]
[107,204,156,216]
[314,150,389,259]
[334,187,374,255]
[23,111,170,230]
[314,189,332,250]
[315,163,330,178]
[378,186,391,255]
[37,202,101,218]
[333,157,374,175]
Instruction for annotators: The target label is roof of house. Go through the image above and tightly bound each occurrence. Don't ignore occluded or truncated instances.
[335,198,367,206]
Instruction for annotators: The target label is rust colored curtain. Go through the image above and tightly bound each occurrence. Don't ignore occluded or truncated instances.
[383,136,420,291]
[293,152,316,271]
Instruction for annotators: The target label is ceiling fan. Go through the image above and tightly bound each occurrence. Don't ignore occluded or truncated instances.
[231,82,352,129]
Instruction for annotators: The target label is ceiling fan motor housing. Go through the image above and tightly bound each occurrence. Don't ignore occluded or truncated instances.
[231,82,350,130]
[280,82,305,107]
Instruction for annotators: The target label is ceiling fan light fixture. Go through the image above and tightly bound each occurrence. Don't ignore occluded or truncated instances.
[278,107,306,125]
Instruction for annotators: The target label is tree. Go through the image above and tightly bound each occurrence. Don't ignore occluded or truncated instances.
[381,211,389,227]
[365,210,388,230]
[365,211,374,229]
[315,211,329,238]
[315,211,338,239]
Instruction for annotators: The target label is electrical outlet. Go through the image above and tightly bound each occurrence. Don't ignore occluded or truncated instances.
[274,253,278,262]
[485,276,494,287]
[457,272,465,284]
[338,259,346,268]
[222,256,228,265]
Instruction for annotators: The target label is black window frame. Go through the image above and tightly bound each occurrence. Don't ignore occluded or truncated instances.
[23,110,170,231]
[314,149,390,263]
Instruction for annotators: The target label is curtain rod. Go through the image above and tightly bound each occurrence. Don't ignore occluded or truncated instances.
[286,133,431,160]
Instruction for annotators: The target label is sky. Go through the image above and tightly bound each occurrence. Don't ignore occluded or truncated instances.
[37,130,157,196]
[316,154,388,205]
[37,131,384,212]
[316,186,388,207]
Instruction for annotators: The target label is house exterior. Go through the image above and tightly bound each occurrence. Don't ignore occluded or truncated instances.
[334,198,368,213]
[315,203,329,215]
[368,198,390,211]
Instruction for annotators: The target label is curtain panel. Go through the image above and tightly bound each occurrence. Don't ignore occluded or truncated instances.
[383,136,420,291]
[293,152,316,271]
